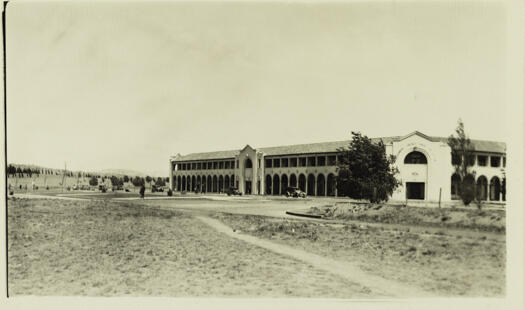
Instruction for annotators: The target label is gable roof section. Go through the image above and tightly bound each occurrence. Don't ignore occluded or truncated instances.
[173,135,506,161]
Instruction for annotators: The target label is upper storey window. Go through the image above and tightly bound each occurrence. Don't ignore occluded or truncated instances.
[477,155,487,167]
[327,155,336,166]
[490,156,501,167]
[245,158,253,168]
[404,151,428,164]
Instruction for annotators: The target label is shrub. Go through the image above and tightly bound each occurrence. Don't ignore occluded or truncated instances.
[460,178,476,205]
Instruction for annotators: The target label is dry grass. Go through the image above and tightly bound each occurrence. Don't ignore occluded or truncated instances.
[308,204,506,233]
[213,213,506,297]
[7,198,370,297]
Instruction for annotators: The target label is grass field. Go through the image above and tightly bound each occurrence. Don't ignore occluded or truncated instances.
[213,213,506,297]
[7,198,372,297]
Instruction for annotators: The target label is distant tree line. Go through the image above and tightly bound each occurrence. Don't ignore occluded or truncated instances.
[7,164,169,188]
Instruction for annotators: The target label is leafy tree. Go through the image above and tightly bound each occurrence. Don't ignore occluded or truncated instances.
[145,176,152,185]
[132,176,144,187]
[448,119,477,205]
[110,176,120,187]
[155,177,166,187]
[123,175,129,183]
[336,132,400,203]
[89,176,98,186]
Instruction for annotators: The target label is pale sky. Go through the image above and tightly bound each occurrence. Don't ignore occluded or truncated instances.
[6,1,507,176]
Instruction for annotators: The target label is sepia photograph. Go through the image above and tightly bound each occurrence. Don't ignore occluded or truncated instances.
[1,0,524,309]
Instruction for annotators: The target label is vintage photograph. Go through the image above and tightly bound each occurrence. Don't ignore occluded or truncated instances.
[2,0,520,305]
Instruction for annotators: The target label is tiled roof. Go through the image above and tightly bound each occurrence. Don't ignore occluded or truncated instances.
[259,136,401,156]
[174,150,239,161]
[173,135,506,161]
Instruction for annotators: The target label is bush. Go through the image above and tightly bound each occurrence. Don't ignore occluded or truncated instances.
[167,189,173,196]
[461,178,476,205]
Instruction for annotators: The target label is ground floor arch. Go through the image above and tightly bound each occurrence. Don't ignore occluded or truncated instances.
[290,174,297,187]
[317,174,325,196]
[476,176,488,201]
[327,173,336,196]
[265,175,272,195]
[212,175,218,193]
[225,175,230,190]
[307,174,315,196]
[207,175,212,192]
[490,176,501,201]
[201,175,207,193]
[298,174,306,192]
[451,173,461,200]
[281,174,288,194]
[273,174,280,195]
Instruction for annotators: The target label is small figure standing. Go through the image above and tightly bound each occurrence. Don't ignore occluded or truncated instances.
[139,184,145,199]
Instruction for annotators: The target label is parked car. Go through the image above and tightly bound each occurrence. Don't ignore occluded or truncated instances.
[285,187,306,198]
[226,187,242,196]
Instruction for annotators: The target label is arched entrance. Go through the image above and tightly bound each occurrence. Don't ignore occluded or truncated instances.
[182,176,186,191]
[201,175,207,193]
[244,158,253,194]
[225,175,230,190]
[191,176,196,192]
[290,174,297,188]
[404,150,428,200]
[490,177,500,201]
[451,174,461,200]
[298,174,306,192]
[317,174,326,196]
[327,173,336,196]
[177,176,181,191]
[196,176,201,192]
[219,175,224,193]
[265,175,272,195]
[207,175,212,192]
[476,176,488,201]
[273,174,280,195]
[281,174,288,194]
[212,175,218,193]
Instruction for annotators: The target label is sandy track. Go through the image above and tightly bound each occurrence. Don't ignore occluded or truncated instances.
[197,216,432,298]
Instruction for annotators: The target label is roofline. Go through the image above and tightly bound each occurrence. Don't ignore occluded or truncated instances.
[171,133,506,161]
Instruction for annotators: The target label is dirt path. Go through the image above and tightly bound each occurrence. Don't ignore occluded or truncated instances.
[197,216,432,298]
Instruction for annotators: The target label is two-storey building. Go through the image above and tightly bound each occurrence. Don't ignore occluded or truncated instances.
[169,131,506,202]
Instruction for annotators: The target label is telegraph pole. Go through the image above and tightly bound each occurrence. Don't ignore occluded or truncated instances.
[61,162,67,192]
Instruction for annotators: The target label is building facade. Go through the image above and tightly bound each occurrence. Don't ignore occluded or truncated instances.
[169,131,506,202]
